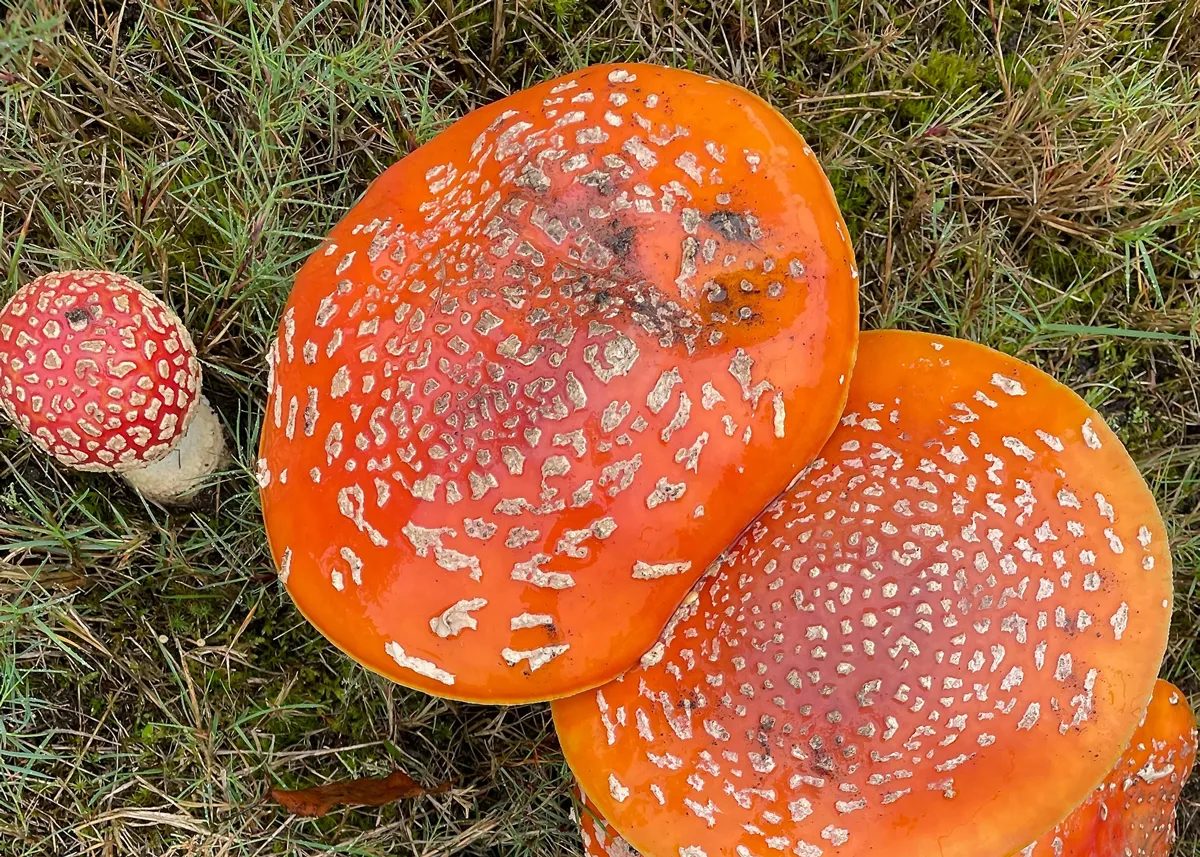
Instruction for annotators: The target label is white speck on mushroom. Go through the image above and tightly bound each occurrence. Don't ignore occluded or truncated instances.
[402,521,480,579]
[411,473,442,501]
[608,773,631,802]
[646,476,686,509]
[1002,436,1035,460]
[700,382,724,410]
[469,470,499,500]
[564,371,587,410]
[336,485,388,546]
[1110,602,1129,640]
[991,373,1026,396]
[973,390,998,408]
[464,518,497,540]
[510,613,554,630]
[339,546,364,584]
[385,641,455,686]
[511,554,575,589]
[1057,488,1081,509]
[821,826,849,847]
[674,152,704,183]
[1035,430,1064,451]
[430,598,488,638]
[728,348,772,406]
[1017,702,1041,730]
[789,797,813,821]
[622,136,658,169]
[661,392,692,442]
[502,644,569,671]
[434,545,482,577]
[556,517,617,558]
[675,432,709,472]
[505,526,541,549]
[632,560,692,579]
[474,309,503,335]
[584,334,640,383]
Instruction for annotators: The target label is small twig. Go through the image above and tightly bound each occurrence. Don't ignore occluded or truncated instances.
[796,89,928,106]
[489,0,506,68]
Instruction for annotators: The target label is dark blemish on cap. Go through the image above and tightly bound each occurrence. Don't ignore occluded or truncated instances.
[609,226,636,257]
[709,210,751,242]
[65,308,91,330]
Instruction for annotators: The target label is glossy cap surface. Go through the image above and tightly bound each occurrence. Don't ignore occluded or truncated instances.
[553,330,1172,856]
[0,270,200,471]
[576,682,1198,857]
[1023,678,1196,857]
[258,63,858,702]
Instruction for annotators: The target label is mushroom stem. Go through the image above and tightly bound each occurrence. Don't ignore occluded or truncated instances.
[121,395,227,503]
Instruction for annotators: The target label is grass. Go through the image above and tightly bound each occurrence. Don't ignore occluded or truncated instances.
[0,0,1198,853]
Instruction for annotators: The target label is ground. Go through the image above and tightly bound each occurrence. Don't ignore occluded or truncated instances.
[0,0,1198,855]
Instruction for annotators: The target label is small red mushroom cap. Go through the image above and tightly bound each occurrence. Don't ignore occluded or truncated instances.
[1022,678,1197,857]
[258,63,858,703]
[0,270,201,471]
[553,330,1173,857]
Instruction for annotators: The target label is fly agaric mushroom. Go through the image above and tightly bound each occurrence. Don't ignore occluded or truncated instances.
[258,63,858,703]
[576,678,1197,857]
[552,329,1173,857]
[0,270,226,503]
[1022,678,1197,857]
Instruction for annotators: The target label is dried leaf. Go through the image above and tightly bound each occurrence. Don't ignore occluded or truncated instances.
[270,770,452,817]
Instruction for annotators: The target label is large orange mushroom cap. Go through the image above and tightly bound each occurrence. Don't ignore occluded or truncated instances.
[1022,678,1197,857]
[578,672,1190,854]
[258,63,858,703]
[573,681,1197,857]
[553,329,1172,857]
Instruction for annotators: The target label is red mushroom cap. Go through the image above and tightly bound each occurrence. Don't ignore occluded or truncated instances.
[0,270,201,471]
[1022,678,1197,857]
[258,63,858,703]
[553,329,1173,857]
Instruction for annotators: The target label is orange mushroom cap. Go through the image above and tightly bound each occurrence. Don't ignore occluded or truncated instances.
[1022,678,1197,857]
[574,681,1197,857]
[553,329,1172,857]
[258,63,858,703]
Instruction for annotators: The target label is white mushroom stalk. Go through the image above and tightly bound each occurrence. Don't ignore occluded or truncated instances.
[0,270,227,503]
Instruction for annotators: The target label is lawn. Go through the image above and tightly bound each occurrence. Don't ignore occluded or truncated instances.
[1,0,1198,854]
